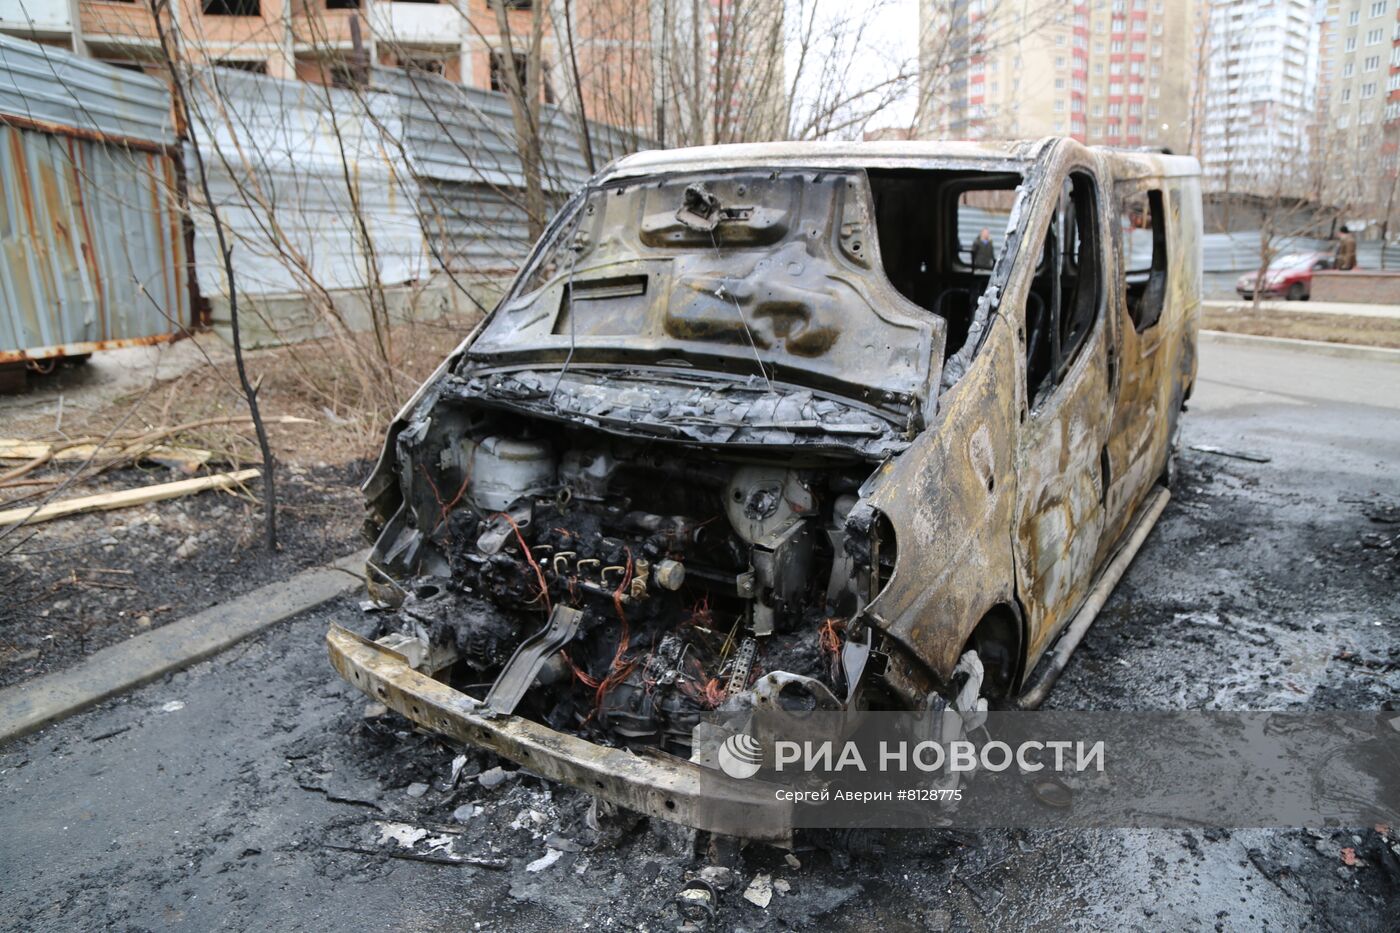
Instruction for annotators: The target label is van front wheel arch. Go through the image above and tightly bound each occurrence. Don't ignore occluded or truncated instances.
[965,604,1024,701]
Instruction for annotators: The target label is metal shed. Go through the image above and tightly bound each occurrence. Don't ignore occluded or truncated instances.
[0,34,190,366]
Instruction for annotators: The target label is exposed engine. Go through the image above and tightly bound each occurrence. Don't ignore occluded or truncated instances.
[368,407,896,756]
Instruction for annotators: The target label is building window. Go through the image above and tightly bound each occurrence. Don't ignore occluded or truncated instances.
[491,51,526,93]
[1347,36,1358,52]
[1367,27,1383,45]
[1055,56,1066,68]
[1055,77,1066,89]
[1342,86,1353,101]
[1055,99,1066,112]
[202,0,259,14]
[1344,62,1355,77]
[1370,1,1386,16]
[1365,55,1380,71]
[1350,9,1360,24]
[1362,81,1378,98]
[399,55,445,74]
[329,63,362,88]
[216,59,267,73]
[490,51,554,103]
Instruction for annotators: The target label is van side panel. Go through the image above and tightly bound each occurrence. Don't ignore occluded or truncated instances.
[863,318,1022,684]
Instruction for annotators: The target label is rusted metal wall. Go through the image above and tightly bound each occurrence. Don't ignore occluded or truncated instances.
[0,34,189,363]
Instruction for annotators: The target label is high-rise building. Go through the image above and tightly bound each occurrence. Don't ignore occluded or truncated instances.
[1317,0,1400,217]
[918,0,1197,154]
[1198,0,1321,196]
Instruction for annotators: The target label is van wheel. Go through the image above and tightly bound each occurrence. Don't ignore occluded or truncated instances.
[1286,282,1304,301]
[1159,399,1183,490]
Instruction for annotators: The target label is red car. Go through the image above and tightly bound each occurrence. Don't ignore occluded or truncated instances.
[1236,251,1340,301]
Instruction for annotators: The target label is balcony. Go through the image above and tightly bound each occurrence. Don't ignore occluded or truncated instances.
[78,0,160,47]
[0,0,70,38]
[368,0,464,48]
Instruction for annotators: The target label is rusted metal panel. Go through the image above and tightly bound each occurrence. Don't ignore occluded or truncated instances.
[0,35,188,362]
[0,34,174,146]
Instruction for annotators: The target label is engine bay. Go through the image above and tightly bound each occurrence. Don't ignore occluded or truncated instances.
[365,396,900,756]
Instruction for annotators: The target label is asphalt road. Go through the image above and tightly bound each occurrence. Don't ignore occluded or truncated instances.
[1,339,1397,932]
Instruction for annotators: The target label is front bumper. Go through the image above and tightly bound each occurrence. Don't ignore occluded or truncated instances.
[327,625,793,843]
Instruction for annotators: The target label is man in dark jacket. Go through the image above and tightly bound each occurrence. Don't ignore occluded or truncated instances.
[971,228,996,270]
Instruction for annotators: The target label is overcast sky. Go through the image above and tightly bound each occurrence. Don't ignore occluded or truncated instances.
[785,0,922,136]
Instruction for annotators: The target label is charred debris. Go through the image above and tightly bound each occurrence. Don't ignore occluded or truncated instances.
[364,373,902,756]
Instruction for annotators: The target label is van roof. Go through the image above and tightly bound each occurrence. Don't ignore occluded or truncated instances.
[605,138,1200,181]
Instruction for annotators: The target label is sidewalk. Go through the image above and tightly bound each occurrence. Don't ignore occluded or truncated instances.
[1203,298,1400,320]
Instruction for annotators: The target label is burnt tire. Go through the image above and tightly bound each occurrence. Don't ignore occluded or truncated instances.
[1159,393,1184,490]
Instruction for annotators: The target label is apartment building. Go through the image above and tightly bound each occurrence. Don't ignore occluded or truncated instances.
[1317,0,1400,215]
[919,0,1196,154]
[0,0,673,131]
[0,0,555,86]
[1198,0,1320,196]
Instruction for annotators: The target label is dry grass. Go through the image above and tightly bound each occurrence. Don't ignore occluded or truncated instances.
[0,316,473,509]
[1201,307,1400,350]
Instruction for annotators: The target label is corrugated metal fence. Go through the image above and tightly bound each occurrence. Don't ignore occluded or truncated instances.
[0,34,189,363]
[188,65,646,301]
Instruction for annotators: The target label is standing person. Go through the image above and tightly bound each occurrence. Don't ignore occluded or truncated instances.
[971,228,996,270]
[1336,231,1357,271]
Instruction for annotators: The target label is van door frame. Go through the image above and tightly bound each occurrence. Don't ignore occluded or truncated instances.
[1008,154,1115,667]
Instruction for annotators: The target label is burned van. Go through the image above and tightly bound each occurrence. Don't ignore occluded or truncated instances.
[328,139,1201,841]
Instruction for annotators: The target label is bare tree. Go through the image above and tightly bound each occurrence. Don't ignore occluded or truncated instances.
[147,0,279,549]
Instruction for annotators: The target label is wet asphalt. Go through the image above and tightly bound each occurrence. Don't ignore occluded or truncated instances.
[1,338,1397,932]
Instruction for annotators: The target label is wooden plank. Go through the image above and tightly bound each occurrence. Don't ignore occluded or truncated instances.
[0,441,212,471]
[0,468,261,527]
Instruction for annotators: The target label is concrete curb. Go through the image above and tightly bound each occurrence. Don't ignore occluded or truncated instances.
[1199,329,1400,363]
[0,549,369,745]
[1202,299,1400,320]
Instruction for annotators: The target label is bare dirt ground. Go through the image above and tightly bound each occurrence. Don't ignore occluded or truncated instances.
[0,322,467,689]
[0,340,1396,931]
[1200,305,1400,349]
